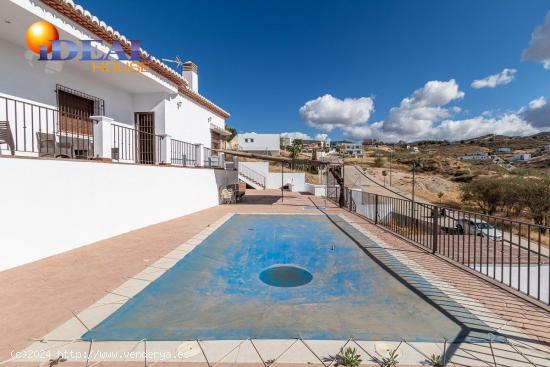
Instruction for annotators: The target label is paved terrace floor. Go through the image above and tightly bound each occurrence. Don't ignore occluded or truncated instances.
[0,190,549,367]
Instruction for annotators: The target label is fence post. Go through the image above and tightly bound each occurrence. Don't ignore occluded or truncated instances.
[90,115,113,160]
[159,134,171,165]
[432,205,439,254]
[218,152,225,169]
[195,143,204,167]
[374,194,379,224]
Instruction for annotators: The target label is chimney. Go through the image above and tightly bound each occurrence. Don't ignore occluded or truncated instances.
[183,61,198,93]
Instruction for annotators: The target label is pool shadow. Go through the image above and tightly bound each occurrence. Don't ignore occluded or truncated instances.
[320,213,549,365]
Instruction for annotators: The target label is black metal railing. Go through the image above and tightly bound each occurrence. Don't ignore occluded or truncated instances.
[203,147,219,167]
[171,139,196,166]
[329,187,550,306]
[239,164,266,188]
[0,96,94,159]
[111,123,163,165]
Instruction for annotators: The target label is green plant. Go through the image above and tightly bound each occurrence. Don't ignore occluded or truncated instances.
[288,139,303,160]
[380,346,399,367]
[336,346,362,367]
[374,156,385,168]
[426,353,442,367]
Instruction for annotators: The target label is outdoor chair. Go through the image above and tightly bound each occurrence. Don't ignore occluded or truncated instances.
[0,121,15,155]
[36,132,74,158]
[220,188,234,204]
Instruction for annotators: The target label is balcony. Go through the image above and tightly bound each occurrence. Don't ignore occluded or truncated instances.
[0,95,236,170]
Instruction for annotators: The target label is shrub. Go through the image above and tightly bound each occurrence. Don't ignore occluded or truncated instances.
[374,156,385,168]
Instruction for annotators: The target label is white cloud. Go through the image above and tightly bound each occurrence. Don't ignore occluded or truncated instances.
[314,133,330,141]
[298,94,375,132]
[281,131,312,140]
[368,79,464,140]
[523,11,550,69]
[528,96,547,109]
[341,80,545,142]
[520,96,550,128]
[471,68,517,89]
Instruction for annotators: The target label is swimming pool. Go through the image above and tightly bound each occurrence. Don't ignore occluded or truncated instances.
[82,214,463,341]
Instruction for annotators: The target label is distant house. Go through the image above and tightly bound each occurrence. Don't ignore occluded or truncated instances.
[238,133,280,156]
[362,139,379,148]
[339,142,363,158]
[496,147,512,153]
[280,137,291,148]
[330,140,351,149]
[511,153,531,162]
[457,152,490,161]
[301,139,330,153]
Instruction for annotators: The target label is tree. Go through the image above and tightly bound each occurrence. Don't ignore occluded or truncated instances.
[461,176,504,215]
[312,148,317,161]
[382,170,387,186]
[289,139,303,160]
[521,177,550,230]
[437,192,444,205]
[374,156,385,168]
[225,125,237,142]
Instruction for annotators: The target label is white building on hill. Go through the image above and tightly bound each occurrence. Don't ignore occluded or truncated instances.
[238,132,280,156]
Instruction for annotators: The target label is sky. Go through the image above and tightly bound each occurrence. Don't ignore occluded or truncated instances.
[77,0,550,142]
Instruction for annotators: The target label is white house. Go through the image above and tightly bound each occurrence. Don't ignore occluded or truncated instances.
[0,0,237,270]
[511,153,531,162]
[457,152,490,161]
[238,132,280,156]
[496,147,512,153]
[340,142,363,157]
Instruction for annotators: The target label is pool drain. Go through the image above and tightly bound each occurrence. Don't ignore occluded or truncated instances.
[259,265,313,287]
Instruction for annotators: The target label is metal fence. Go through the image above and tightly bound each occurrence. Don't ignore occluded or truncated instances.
[329,187,550,306]
[171,139,197,166]
[0,96,94,159]
[111,123,163,165]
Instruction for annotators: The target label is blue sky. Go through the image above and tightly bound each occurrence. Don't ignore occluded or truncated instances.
[78,0,550,142]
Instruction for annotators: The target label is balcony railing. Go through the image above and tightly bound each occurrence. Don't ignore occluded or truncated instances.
[203,147,218,167]
[1,96,236,171]
[111,123,164,165]
[171,139,197,166]
[329,187,550,307]
[0,96,94,159]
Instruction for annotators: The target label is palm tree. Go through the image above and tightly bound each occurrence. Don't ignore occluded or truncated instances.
[382,170,387,186]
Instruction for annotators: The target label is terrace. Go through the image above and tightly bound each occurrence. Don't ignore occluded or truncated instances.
[0,94,230,168]
[1,189,549,367]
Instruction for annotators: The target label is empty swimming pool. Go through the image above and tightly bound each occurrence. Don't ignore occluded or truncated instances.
[82,214,462,341]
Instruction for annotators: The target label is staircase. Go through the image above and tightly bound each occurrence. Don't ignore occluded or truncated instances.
[238,165,266,190]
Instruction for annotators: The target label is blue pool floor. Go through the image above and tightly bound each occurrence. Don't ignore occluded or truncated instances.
[83,214,465,341]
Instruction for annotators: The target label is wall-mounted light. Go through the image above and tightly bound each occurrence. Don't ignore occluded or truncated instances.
[177,101,182,109]
[208,117,212,123]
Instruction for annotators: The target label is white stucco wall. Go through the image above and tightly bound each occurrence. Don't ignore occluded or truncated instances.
[238,161,305,192]
[238,133,280,155]
[305,183,326,197]
[267,172,305,192]
[0,158,235,271]
[164,93,226,147]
